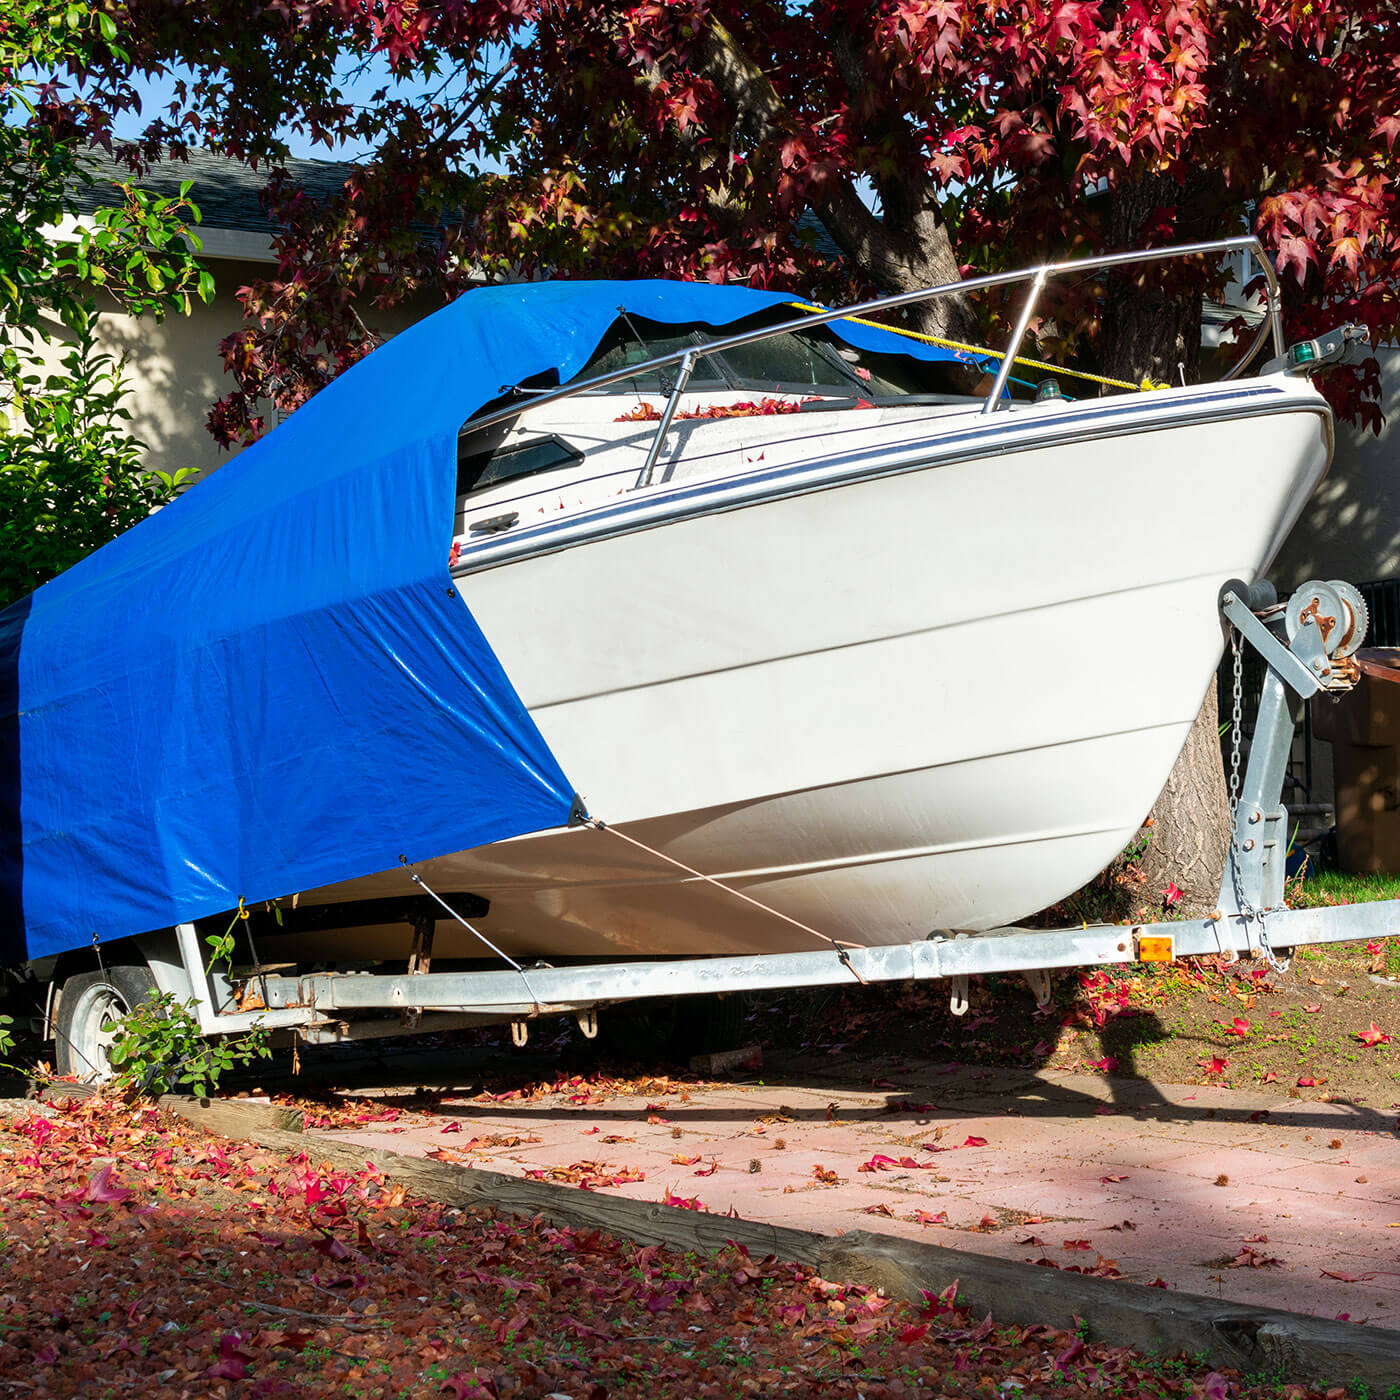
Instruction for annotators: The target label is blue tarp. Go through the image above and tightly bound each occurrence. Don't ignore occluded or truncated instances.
[0,280,967,963]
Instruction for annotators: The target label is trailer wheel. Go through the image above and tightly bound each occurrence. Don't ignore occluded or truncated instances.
[53,965,158,1082]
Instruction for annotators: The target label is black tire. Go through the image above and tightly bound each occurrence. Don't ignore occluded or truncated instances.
[53,964,158,1081]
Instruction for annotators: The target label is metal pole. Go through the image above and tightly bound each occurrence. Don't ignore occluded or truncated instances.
[981,268,1047,414]
[636,350,697,488]
[460,236,1275,439]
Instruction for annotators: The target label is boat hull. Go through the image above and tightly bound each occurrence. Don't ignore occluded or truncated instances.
[276,380,1332,961]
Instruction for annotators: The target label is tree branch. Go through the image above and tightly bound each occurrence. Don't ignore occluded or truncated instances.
[690,16,966,327]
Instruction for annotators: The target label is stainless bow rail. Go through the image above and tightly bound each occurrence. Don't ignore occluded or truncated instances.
[459,236,1284,490]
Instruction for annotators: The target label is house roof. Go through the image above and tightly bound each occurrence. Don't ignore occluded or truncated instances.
[73,146,357,234]
[74,145,843,262]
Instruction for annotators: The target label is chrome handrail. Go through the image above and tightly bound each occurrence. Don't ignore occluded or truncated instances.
[460,236,1283,488]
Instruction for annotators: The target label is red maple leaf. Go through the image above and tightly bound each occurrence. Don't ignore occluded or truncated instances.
[1200,1055,1228,1075]
[1355,1022,1392,1047]
[1162,882,1183,907]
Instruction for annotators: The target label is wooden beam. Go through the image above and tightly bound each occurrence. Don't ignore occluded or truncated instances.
[248,1122,1398,1389]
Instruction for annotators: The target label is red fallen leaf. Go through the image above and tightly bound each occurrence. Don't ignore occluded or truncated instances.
[1100,1174,1128,1183]
[1200,1056,1229,1075]
[1032,1256,1062,1268]
[426,1146,471,1163]
[871,1078,900,1089]
[1304,1004,1322,1014]
[1016,1234,1044,1246]
[1057,1338,1086,1366]
[662,1190,705,1210]
[83,1163,133,1205]
[916,1279,960,1319]
[1243,1232,1270,1243]
[911,1209,948,1226]
[1094,1105,1117,1115]
[439,1120,462,1133]
[1201,1372,1230,1400]
[33,1344,59,1365]
[206,1333,251,1380]
[1220,1016,1252,1037]
[1230,1247,1283,1268]
[812,1164,842,1185]
[1086,1056,1119,1073]
[1356,1022,1392,1047]
[671,1154,701,1166]
[1147,1277,1170,1288]
[961,1135,988,1148]
[898,1323,929,1345]
[1322,1269,1376,1282]
[312,1232,351,1260]
[1163,882,1183,907]
[860,1154,910,1172]
[582,1125,599,1134]
[692,1159,719,1177]
[863,1203,895,1217]
[1297,1076,1325,1087]
[1062,1239,1093,1251]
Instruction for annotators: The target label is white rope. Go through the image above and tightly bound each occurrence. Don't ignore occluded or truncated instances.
[581,817,867,984]
[397,856,543,1011]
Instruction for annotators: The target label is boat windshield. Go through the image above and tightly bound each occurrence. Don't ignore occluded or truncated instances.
[567,312,947,399]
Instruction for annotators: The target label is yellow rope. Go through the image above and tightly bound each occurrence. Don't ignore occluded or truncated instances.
[791,302,1168,393]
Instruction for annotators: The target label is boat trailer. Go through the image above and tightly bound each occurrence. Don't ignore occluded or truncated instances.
[143,576,1400,1046]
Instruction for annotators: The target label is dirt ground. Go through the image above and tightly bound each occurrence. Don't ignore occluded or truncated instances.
[745,940,1400,1108]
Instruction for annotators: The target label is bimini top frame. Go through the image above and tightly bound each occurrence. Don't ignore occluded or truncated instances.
[460,235,1285,489]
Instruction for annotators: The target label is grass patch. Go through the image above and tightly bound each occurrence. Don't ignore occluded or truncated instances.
[1287,869,1400,908]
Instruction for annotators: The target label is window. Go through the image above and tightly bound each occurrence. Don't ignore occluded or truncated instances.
[456,434,585,498]
[569,310,957,400]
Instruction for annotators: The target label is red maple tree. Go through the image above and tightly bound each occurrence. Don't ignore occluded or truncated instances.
[44,0,1393,443]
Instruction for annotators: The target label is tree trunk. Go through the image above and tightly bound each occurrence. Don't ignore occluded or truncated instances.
[1099,172,1235,916]
[1136,678,1232,914]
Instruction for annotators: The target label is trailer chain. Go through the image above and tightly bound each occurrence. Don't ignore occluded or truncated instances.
[1226,626,1290,975]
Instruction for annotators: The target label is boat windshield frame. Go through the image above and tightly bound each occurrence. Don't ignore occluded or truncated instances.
[462,236,1284,491]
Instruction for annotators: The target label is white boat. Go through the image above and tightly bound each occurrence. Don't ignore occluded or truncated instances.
[263,238,1334,964]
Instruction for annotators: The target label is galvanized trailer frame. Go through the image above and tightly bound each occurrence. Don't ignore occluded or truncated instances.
[136,573,1399,1048]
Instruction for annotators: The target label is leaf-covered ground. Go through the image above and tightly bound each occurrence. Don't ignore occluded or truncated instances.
[752,940,1400,1107]
[0,1096,1363,1400]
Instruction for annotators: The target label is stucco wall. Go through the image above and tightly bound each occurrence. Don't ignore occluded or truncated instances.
[81,257,439,479]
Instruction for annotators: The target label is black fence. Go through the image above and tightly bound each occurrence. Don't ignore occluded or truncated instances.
[1360,577,1400,647]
